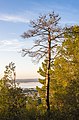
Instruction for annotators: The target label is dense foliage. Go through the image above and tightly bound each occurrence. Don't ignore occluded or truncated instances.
[37,25,79,119]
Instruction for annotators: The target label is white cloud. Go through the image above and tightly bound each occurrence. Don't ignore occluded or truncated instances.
[0,39,23,51]
[0,39,33,51]
[0,14,29,23]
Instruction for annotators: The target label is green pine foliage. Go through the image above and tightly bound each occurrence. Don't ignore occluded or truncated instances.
[37,60,47,109]
[37,25,79,119]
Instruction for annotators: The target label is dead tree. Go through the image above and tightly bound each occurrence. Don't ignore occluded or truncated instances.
[21,12,62,111]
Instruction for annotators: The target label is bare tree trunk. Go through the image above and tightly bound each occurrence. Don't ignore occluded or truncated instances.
[46,28,51,111]
[13,72,16,88]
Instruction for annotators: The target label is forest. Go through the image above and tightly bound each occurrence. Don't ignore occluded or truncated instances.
[0,12,79,120]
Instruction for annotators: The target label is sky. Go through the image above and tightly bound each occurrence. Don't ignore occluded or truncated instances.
[0,0,79,79]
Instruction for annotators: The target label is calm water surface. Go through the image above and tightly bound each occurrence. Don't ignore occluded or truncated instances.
[19,82,42,88]
[16,79,42,89]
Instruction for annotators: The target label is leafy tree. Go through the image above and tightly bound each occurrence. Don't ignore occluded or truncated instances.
[37,60,53,108]
[0,86,26,120]
[37,58,66,111]
[37,60,47,110]
[0,63,26,120]
[37,25,79,119]
[21,12,62,111]
[59,25,79,119]
[52,25,79,119]
[7,87,26,120]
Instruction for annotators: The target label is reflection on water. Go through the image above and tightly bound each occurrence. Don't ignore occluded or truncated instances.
[18,82,42,89]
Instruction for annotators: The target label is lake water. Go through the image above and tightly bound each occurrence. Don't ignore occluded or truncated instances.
[19,82,42,88]
[16,79,42,89]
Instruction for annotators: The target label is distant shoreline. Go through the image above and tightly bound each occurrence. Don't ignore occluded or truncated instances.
[15,79,42,89]
[16,79,38,83]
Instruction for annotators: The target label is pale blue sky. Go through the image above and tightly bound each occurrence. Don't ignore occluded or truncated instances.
[0,0,79,79]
